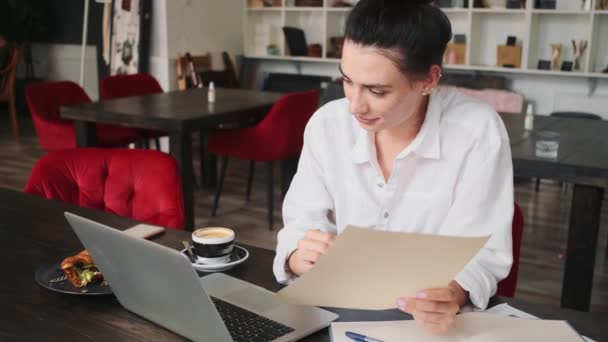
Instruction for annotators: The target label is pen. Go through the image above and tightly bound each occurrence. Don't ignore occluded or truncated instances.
[345,331,385,342]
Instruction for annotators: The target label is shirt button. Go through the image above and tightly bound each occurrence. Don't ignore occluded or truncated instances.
[384,212,389,218]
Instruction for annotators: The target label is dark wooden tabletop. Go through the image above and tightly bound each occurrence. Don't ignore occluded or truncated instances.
[2,188,607,341]
[60,87,283,132]
[500,113,608,181]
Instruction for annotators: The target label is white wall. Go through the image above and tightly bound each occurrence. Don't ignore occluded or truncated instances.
[27,0,246,97]
[29,1,608,117]
[511,75,608,117]
[29,43,100,100]
[148,0,171,91]
[160,0,245,91]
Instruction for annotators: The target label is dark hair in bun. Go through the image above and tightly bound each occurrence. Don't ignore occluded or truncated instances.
[345,0,452,79]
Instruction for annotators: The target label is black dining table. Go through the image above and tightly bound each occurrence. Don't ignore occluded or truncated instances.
[500,113,608,312]
[60,87,283,230]
[2,188,607,341]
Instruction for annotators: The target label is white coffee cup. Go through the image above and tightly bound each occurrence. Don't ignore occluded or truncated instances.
[191,227,235,265]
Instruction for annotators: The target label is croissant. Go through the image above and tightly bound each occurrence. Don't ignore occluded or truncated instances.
[60,250,104,287]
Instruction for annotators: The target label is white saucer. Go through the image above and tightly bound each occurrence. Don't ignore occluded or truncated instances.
[181,245,249,272]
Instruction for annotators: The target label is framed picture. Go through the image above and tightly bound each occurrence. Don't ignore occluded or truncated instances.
[109,0,151,75]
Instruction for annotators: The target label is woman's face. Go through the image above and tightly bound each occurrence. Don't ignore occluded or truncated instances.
[340,39,429,133]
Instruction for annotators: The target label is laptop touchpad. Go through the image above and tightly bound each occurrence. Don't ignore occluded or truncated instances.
[224,287,281,313]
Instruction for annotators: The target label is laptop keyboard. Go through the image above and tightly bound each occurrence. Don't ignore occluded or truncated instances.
[211,296,295,342]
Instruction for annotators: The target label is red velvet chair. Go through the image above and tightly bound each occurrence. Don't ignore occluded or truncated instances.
[207,90,320,230]
[99,73,166,149]
[100,73,163,99]
[25,81,143,152]
[24,148,185,229]
[496,202,524,297]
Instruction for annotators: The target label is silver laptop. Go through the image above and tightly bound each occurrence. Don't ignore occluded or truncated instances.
[64,212,338,342]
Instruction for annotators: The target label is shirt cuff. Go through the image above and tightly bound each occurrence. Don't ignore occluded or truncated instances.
[273,236,299,285]
[455,264,492,310]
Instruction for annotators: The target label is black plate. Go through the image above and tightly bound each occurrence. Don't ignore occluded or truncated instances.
[34,262,113,296]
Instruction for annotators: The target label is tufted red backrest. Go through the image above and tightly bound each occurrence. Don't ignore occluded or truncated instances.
[25,81,91,151]
[496,202,524,298]
[255,90,320,160]
[100,73,163,100]
[24,148,185,229]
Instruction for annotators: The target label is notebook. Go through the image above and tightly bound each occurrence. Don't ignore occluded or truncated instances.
[330,312,584,342]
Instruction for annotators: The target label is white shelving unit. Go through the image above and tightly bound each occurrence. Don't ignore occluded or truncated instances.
[243,0,608,79]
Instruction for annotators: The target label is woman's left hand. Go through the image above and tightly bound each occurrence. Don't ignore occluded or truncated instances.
[396,281,468,335]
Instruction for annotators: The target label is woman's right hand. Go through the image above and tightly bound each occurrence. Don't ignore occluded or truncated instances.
[287,229,336,276]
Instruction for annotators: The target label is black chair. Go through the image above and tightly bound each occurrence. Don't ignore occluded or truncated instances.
[282,27,309,56]
[535,111,603,191]
[319,80,345,107]
[198,52,240,89]
[262,72,332,93]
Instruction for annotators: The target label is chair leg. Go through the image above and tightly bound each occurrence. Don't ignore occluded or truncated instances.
[246,161,255,201]
[154,138,161,150]
[211,156,229,217]
[9,97,19,139]
[535,178,540,191]
[281,157,298,199]
[267,162,274,231]
[191,163,199,188]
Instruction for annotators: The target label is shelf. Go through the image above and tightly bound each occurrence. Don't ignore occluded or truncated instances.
[439,8,469,14]
[244,0,608,82]
[531,9,592,15]
[457,65,606,78]
[325,7,352,12]
[246,53,608,78]
[471,8,526,14]
[247,7,282,11]
[466,65,526,73]
[284,7,323,11]
[246,54,340,63]
[443,64,474,71]
[588,72,608,78]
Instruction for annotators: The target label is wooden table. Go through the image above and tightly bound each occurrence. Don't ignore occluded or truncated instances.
[501,113,608,311]
[2,188,607,341]
[60,88,282,230]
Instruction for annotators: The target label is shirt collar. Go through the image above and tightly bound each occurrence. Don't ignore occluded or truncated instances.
[350,125,375,164]
[350,88,443,164]
[409,89,442,160]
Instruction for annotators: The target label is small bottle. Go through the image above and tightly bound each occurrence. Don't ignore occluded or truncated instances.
[524,103,534,131]
[207,81,216,104]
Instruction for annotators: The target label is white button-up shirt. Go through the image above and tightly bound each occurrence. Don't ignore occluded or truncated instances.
[273,87,514,309]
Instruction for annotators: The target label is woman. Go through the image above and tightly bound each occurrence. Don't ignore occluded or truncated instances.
[273,0,513,334]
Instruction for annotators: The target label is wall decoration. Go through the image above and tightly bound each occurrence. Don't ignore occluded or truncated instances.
[109,0,151,75]
[537,59,551,70]
[561,61,573,71]
[550,43,562,70]
[571,39,588,71]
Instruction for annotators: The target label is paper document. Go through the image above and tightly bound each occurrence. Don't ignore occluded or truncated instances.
[277,226,488,310]
[330,312,583,342]
[485,304,595,342]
